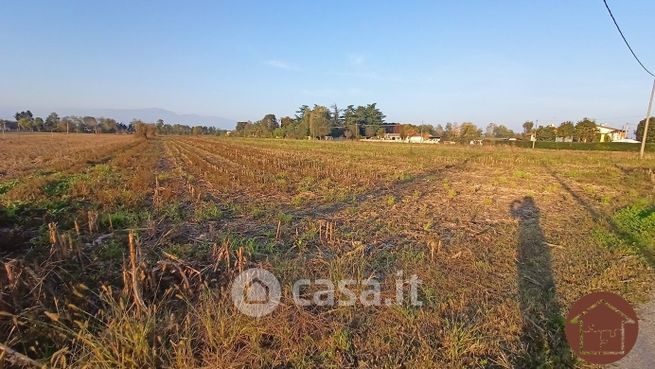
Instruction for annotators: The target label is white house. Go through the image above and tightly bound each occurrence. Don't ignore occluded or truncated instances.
[384,133,401,140]
[597,125,627,142]
[406,135,440,144]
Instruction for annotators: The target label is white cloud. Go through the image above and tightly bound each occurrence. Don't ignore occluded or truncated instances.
[348,53,365,66]
[265,59,297,70]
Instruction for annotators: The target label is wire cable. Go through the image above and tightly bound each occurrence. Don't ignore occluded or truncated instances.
[603,0,655,78]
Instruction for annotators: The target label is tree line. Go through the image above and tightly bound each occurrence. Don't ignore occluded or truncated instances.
[233,103,654,143]
[234,103,387,139]
[9,111,127,133]
[4,109,652,143]
[525,117,653,143]
[2,111,229,136]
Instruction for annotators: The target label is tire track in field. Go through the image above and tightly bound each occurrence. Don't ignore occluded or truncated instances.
[291,155,478,219]
[160,137,478,250]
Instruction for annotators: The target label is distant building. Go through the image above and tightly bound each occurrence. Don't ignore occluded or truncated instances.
[613,138,640,144]
[406,135,440,144]
[555,136,574,143]
[1,120,18,131]
[597,125,627,142]
[381,123,400,134]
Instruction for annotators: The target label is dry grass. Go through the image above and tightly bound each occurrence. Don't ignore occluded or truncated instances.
[0,133,135,179]
[1,134,654,368]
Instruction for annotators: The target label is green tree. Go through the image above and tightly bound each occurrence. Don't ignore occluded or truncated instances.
[15,111,33,131]
[343,105,359,139]
[295,105,311,138]
[485,123,497,138]
[156,119,165,134]
[62,116,83,133]
[418,124,435,137]
[99,117,118,133]
[33,117,44,131]
[364,103,385,126]
[295,105,310,121]
[575,118,597,142]
[83,116,98,133]
[535,125,557,141]
[59,116,73,133]
[235,121,251,135]
[15,110,33,122]
[492,124,515,138]
[522,121,534,135]
[18,117,32,131]
[557,121,575,140]
[349,103,385,138]
[399,124,418,139]
[294,118,310,138]
[309,105,331,139]
[45,112,60,132]
[636,117,655,143]
[280,116,294,128]
[330,104,342,128]
[434,124,445,137]
[364,125,378,138]
[260,114,279,134]
[443,123,461,141]
[279,116,296,138]
[459,122,482,143]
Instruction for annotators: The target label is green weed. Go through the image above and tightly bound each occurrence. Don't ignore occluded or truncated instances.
[194,201,223,221]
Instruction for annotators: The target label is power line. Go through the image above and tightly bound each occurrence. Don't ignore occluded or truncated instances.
[602,0,655,78]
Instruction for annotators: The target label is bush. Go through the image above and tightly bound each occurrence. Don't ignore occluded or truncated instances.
[134,122,156,139]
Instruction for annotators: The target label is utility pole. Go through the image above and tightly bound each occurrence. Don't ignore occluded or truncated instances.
[639,78,655,159]
[420,120,424,142]
[531,119,538,149]
[624,122,629,139]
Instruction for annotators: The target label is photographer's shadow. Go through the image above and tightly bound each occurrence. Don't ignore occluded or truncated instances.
[510,197,573,367]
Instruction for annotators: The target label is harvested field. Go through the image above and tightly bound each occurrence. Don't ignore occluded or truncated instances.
[0,133,136,179]
[1,133,654,368]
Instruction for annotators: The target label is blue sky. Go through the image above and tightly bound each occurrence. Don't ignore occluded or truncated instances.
[1,0,654,131]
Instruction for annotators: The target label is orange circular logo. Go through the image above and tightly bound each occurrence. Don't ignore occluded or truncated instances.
[565,292,638,364]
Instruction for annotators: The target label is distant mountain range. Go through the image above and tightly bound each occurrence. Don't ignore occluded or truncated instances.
[0,107,235,129]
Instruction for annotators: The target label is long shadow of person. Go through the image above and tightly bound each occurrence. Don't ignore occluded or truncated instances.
[510,197,573,368]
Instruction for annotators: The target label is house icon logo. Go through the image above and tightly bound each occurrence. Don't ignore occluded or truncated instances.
[565,291,638,364]
[244,279,270,303]
[231,268,281,317]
